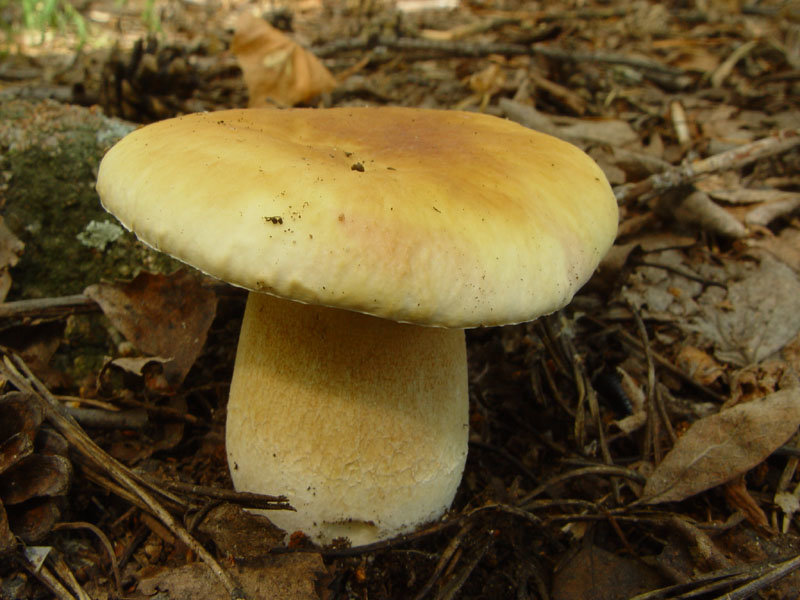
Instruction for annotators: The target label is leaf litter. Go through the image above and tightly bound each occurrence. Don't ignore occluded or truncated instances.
[2,0,800,599]
[644,388,800,504]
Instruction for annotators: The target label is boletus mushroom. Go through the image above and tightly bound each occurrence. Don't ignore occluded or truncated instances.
[96,107,618,545]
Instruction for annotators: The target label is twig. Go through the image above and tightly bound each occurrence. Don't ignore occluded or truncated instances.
[587,316,727,403]
[516,465,646,507]
[117,523,150,570]
[80,462,187,515]
[630,568,753,600]
[631,258,727,290]
[114,394,202,426]
[65,407,148,429]
[0,294,97,320]
[710,40,758,88]
[631,308,660,463]
[314,36,685,77]
[48,552,91,600]
[0,350,247,600]
[530,45,684,76]
[53,522,122,597]
[655,385,678,445]
[716,553,800,600]
[314,36,531,58]
[632,553,800,600]
[146,476,294,511]
[614,129,800,204]
[468,440,538,484]
[16,552,76,600]
[411,522,474,600]
[435,536,492,600]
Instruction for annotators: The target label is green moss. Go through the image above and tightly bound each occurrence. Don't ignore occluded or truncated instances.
[0,99,179,299]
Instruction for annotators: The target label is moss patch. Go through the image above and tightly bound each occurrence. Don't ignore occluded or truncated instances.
[0,99,179,299]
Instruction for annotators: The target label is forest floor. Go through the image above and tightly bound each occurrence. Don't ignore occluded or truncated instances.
[1,0,800,598]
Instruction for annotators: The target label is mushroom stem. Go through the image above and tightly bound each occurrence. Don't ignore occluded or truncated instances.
[226,292,469,545]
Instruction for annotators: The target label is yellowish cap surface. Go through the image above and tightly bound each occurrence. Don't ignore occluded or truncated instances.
[97,107,618,327]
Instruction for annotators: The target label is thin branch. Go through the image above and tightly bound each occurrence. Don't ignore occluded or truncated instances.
[314,36,685,77]
[16,551,76,600]
[0,294,97,320]
[53,522,122,597]
[145,476,294,511]
[716,553,800,600]
[517,465,647,507]
[614,129,800,204]
[0,350,247,600]
[411,522,474,600]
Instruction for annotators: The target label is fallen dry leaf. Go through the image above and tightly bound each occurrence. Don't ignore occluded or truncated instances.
[644,388,800,504]
[551,544,665,600]
[723,475,770,531]
[749,226,800,274]
[728,360,796,407]
[668,190,748,238]
[232,14,336,107]
[196,503,285,558]
[0,216,24,303]
[774,490,800,533]
[84,271,217,393]
[555,117,639,147]
[0,503,12,555]
[690,257,800,366]
[136,554,324,600]
[676,346,725,386]
[744,195,800,227]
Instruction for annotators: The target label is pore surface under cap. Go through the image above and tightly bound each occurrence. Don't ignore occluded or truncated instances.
[97,107,618,327]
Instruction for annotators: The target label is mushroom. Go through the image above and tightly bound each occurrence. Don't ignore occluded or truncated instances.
[96,107,618,545]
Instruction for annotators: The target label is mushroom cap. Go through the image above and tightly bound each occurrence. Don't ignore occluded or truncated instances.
[97,107,618,327]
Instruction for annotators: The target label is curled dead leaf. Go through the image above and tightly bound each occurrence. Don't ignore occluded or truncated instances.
[136,554,325,600]
[0,503,12,555]
[233,14,336,107]
[691,257,800,367]
[644,388,800,504]
[676,346,724,386]
[196,503,285,558]
[0,216,24,303]
[723,475,770,531]
[552,544,665,600]
[668,190,748,239]
[85,271,217,393]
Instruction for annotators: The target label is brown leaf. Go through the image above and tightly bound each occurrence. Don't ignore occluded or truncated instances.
[749,226,800,274]
[109,356,170,377]
[644,389,800,503]
[136,554,325,600]
[0,502,14,555]
[232,14,337,108]
[723,476,770,532]
[0,216,24,303]
[196,503,285,558]
[552,544,665,600]
[691,257,800,366]
[85,271,217,393]
[669,190,748,238]
[676,346,724,386]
